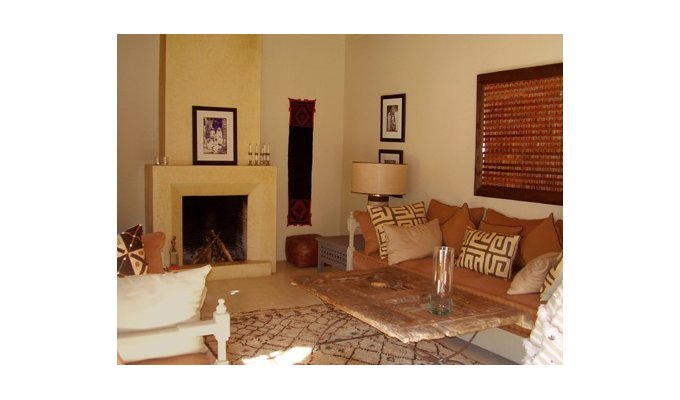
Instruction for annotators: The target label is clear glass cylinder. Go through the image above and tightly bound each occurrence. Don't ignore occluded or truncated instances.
[429,246,455,315]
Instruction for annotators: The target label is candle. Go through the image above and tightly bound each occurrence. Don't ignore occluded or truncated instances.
[249,144,252,153]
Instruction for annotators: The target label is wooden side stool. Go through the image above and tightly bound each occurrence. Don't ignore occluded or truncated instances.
[285,234,321,267]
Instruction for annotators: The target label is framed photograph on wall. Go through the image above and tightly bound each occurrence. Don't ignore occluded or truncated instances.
[378,149,404,164]
[192,106,238,165]
[380,93,406,142]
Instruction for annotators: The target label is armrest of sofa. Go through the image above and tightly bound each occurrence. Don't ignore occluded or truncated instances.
[118,298,231,365]
[347,212,359,271]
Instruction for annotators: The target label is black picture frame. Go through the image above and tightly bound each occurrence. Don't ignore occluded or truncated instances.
[192,106,237,165]
[380,93,406,142]
[378,149,404,164]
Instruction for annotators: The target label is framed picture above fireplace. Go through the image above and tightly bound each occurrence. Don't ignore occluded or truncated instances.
[192,106,238,165]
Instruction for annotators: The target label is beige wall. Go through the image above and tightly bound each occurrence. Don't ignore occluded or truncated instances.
[163,35,261,164]
[261,35,346,260]
[117,34,160,232]
[341,34,563,225]
[120,34,564,265]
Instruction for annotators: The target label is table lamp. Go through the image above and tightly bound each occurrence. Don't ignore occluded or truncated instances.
[351,162,408,206]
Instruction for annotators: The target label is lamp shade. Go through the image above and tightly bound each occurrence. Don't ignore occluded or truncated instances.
[351,162,408,198]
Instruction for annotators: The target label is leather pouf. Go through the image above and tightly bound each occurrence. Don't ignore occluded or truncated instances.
[285,234,321,267]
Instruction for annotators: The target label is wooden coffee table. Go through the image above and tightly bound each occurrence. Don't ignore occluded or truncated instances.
[291,267,529,344]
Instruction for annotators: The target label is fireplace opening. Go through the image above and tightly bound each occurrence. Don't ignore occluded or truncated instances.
[182,195,247,265]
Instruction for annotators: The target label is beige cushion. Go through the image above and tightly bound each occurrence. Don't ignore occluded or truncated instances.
[541,254,563,301]
[384,219,442,265]
[117,224,148,276]
[117,265,212,363]
[507,252,562,295]
[457,228,520,279]
[440,204,476,257]
[367,201,427,259]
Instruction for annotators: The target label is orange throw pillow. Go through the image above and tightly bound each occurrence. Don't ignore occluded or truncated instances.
[483,209,545,238]
[440,204,476,257]
[479,221,523,235]
[141,232,166,274]
[426,199,460,225]
[353,210,379,255]
[468,207,486,228]
[518,217,563,267]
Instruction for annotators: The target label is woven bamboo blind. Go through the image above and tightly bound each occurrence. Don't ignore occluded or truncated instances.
[475,63,563,205]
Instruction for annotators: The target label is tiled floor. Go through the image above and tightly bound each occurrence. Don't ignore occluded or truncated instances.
[201,260,516,365]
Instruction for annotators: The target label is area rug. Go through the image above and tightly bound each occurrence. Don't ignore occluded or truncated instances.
[204,304,481,365]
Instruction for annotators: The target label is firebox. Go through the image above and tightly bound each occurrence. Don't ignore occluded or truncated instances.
[182,195,247,265]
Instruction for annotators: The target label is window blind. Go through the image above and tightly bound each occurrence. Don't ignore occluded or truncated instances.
[475,63,563,205]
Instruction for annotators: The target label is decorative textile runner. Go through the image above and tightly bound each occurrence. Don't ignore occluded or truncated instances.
[204,304,481,365]
[287,98,316,226]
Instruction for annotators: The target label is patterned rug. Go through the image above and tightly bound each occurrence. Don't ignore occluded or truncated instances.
[205,304,481,365]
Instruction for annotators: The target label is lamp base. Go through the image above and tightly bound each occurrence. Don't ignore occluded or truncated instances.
[367,195,389,207]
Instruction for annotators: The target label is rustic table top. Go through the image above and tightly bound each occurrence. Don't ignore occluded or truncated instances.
[291,267,528,343]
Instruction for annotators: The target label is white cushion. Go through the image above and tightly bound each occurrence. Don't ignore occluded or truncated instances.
[117,265,211,362]
[507,252,561,295]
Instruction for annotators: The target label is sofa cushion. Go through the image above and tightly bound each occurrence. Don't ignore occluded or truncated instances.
[426,199,460,225]
[353,210,380,255]
[483,210,562,268]
[555,219,563,246]
[479,221,523,236]
[384,219,442,265]
[426,199,484,228]
[507,252,562,295]
[457,228,520,279]
[440,204,476,257]
[368,201,427,259]
[117,265,212,363]
[541,254,563,301]
[518,217,563,267]
[117,224,148,276]
[483,209,545,236]
[141,232,166,274]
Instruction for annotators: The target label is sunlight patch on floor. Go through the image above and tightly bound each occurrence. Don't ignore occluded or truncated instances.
[241,346,312,365]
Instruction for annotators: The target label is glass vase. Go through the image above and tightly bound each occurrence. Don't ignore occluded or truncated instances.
[429,246,455,316]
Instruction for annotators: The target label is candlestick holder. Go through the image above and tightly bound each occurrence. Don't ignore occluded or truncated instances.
[248,151,253,166]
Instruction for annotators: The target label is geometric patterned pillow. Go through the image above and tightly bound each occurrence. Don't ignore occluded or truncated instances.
[117,224,148,277]
[367,201,427,259]
[456,228,521,280]
[541,253,563,301]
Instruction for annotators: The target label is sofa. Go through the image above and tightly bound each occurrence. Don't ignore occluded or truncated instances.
[116,226,230,365]
[347,199,563,337]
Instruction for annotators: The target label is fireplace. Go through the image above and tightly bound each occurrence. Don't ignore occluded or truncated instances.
[182,195,247,264]
[146,165,277,279]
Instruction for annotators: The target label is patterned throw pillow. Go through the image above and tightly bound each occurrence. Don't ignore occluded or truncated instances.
[117,224,148,276]
[367,201,427,259]
[457,228,520,279]
[541,253,563,301]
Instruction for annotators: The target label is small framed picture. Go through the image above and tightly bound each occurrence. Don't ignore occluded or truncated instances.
[192,106,237,165]
[379,149,404,164]
[380,93,406,142]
